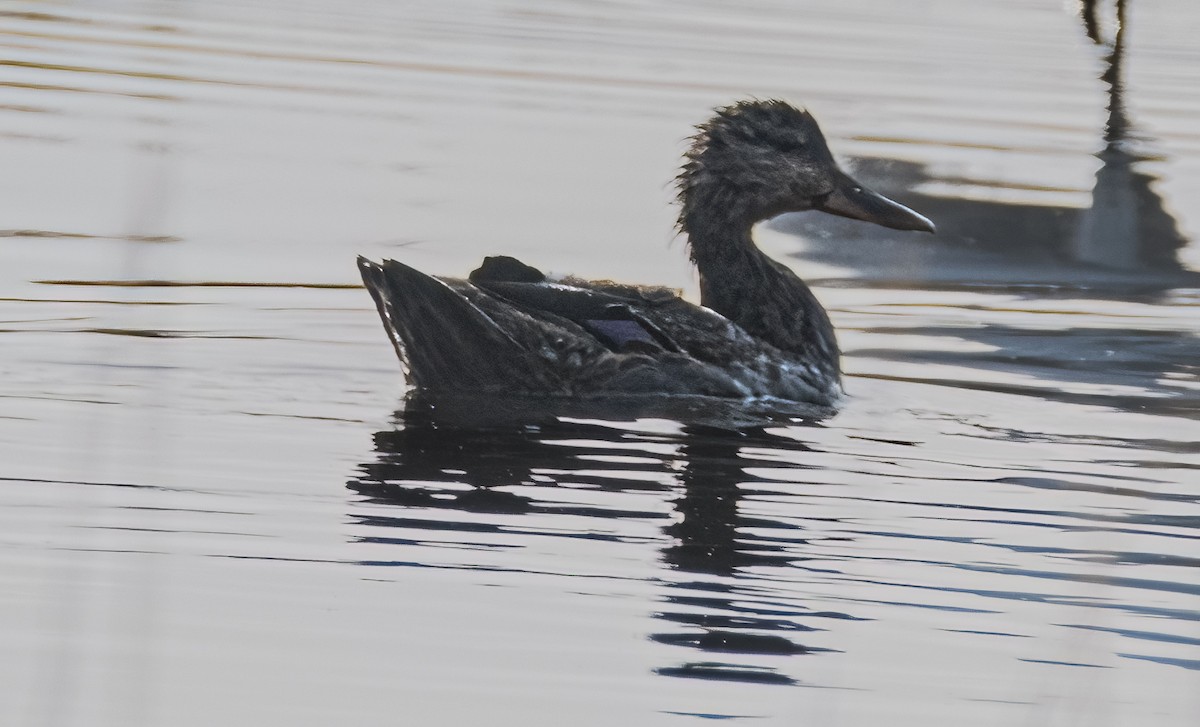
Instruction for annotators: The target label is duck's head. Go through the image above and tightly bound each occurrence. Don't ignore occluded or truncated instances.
[677,99,934,237]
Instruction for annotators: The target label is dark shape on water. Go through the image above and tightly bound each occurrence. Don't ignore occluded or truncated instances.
[359,99,933,405]
[1074,0,1188,271]
[651,630,813,656]
[347,397,848,685]
[775,0,1191,290]
[654,663,797,686]
[765,0,1198,418]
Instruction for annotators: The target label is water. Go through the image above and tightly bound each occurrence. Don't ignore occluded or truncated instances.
[3,0,1199,724]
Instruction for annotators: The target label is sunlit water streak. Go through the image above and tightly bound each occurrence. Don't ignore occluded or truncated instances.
[2,1,1199,725]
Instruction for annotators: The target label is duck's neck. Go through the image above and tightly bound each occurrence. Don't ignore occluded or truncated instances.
[683,210,840,381]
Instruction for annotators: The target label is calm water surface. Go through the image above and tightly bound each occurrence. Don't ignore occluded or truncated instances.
[2,0,1199,725]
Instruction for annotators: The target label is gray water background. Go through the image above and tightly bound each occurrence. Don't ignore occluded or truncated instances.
[2,1,1199,725]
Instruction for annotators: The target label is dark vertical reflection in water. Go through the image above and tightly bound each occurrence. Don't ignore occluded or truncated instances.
[780,2,1190,284]
[652,432,839,685]
[1074,0,1187,270]
[347,396,844,685]
[771,0,1198,419]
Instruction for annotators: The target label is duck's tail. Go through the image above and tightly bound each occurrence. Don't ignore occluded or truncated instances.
[358,257,563,393]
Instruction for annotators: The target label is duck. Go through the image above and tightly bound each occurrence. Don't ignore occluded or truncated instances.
[358,99,934,406]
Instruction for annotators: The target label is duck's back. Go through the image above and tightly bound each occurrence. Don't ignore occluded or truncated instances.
[359,256,839,404]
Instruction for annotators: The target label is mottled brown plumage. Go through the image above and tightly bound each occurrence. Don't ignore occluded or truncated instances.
[359,99,933,405]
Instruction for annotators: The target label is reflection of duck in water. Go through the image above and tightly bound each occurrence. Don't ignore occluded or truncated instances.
[348,405,848,685]
[359,100,933,406]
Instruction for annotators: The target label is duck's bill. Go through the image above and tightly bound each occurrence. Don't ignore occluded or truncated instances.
[816,171,935,233]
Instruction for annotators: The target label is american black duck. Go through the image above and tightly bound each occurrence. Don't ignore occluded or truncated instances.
[359,99,933,405]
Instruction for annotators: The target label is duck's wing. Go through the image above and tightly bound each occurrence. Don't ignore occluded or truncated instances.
[468,255,700,354]
[469,279,679,353]
[481,275,834,402]
[359,256,744,397]
[360,256,834,403]
[470,257,835,401]
[468,256,758,359]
